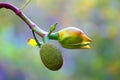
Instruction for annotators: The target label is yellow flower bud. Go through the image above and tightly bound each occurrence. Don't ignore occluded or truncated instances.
[58,27,92,49]
[27,38,37,47]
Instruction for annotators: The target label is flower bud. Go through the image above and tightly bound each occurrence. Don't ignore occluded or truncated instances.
[27,38,37,47]
[58,27,92,49]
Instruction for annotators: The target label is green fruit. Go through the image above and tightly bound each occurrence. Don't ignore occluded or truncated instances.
[40,43,63,71]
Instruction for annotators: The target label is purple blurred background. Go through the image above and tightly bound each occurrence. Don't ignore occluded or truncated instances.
[0,0,120,80]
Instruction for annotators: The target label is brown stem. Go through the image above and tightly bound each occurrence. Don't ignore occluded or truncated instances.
[0,2,47,37]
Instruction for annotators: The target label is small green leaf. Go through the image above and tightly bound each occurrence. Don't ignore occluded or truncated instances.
[48,23,57,36]
[50,23,57,32]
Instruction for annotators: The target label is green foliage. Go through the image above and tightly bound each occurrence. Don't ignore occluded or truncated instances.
[48,23,57,36]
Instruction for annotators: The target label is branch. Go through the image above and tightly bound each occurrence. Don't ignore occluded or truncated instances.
[0,2,47,38]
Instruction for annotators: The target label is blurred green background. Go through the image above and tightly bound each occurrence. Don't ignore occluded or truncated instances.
[0,0,120,80]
